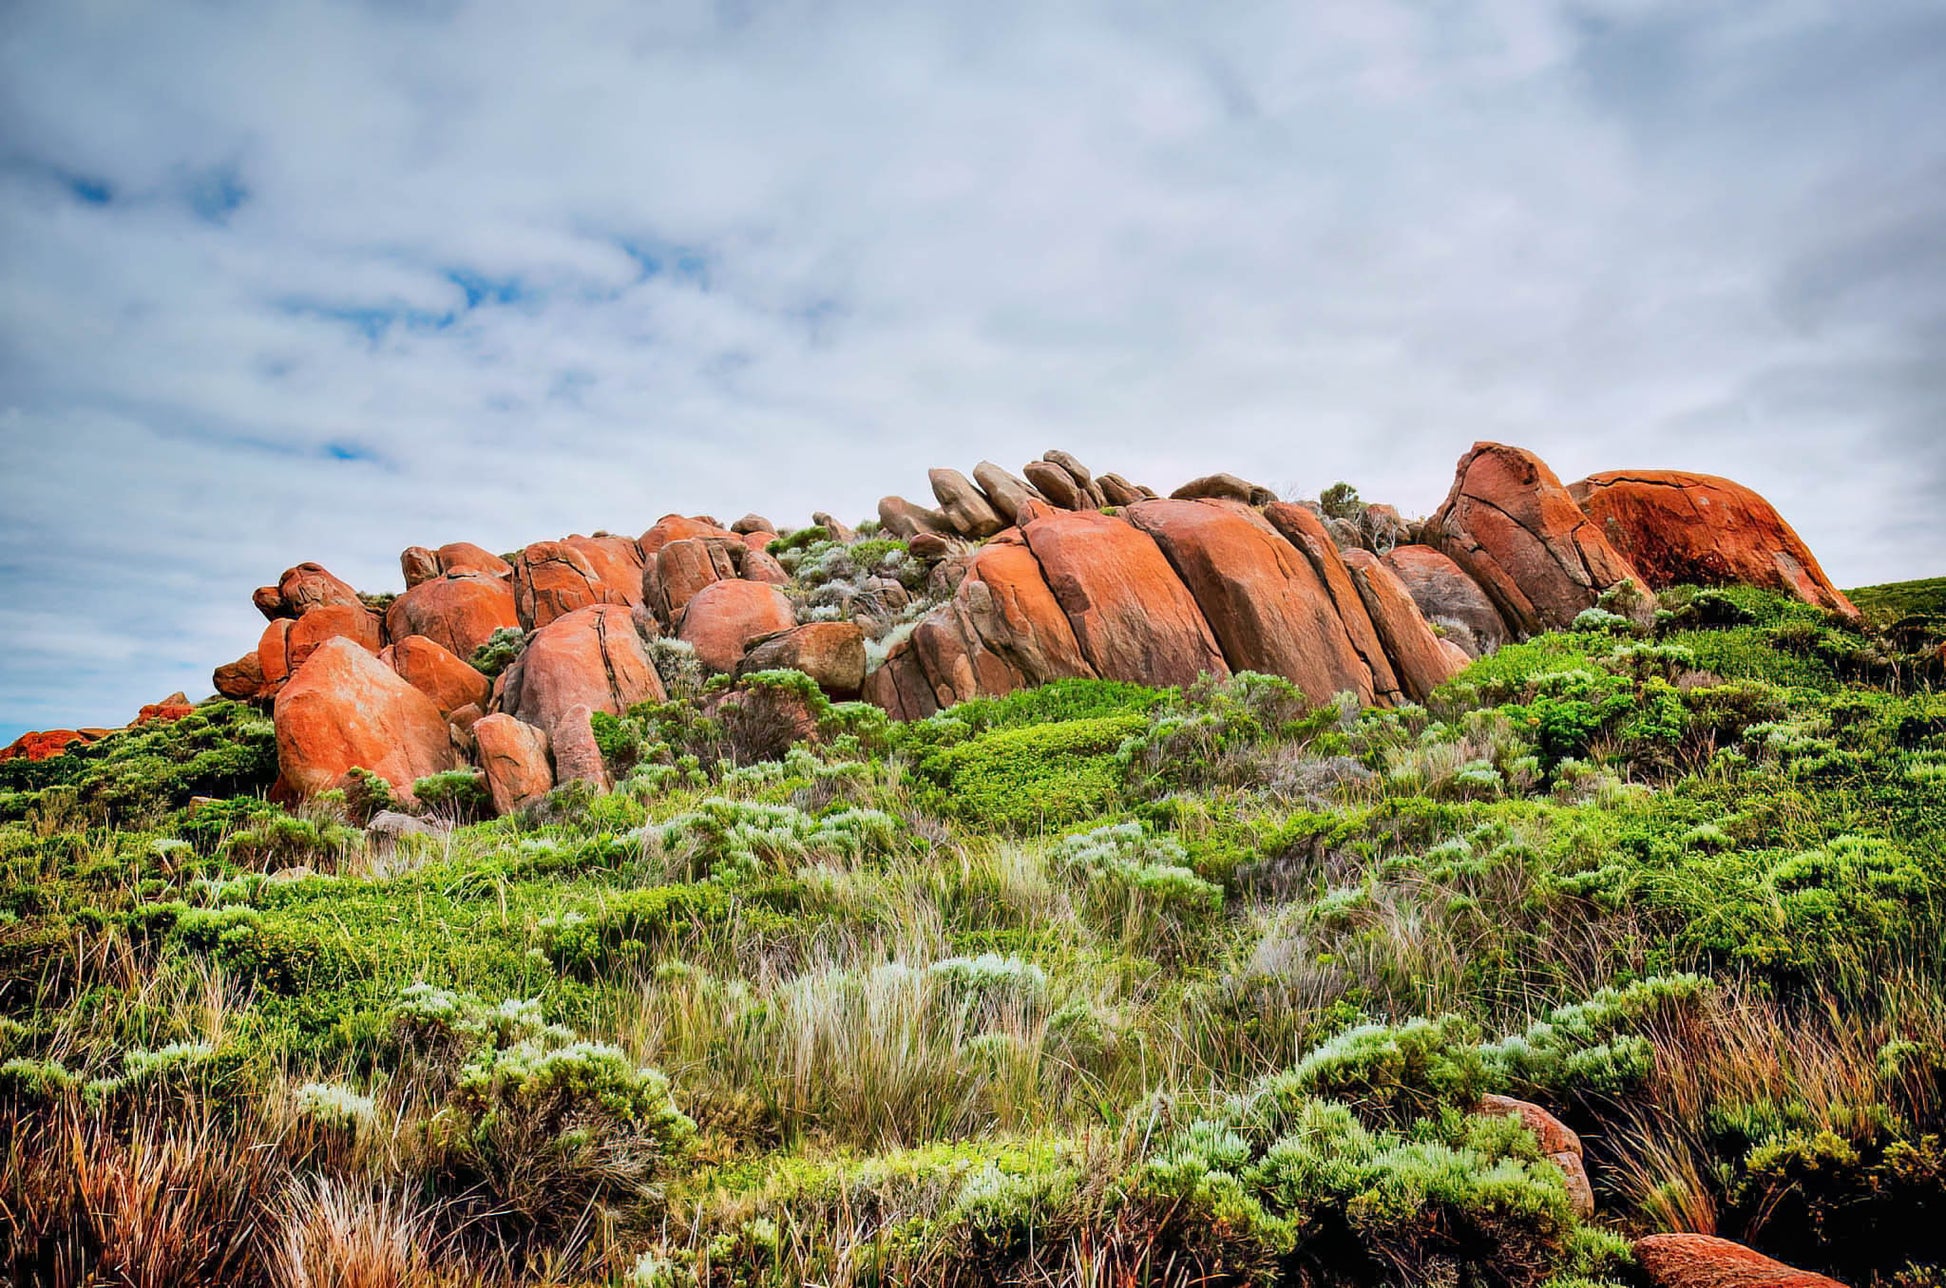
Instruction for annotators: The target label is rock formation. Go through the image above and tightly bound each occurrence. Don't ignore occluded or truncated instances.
[1633,1234,1845,1288]
[273,638,457,801]
[1381,544,1511,658]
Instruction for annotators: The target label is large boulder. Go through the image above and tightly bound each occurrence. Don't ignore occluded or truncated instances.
[472,713,554,814]
[736,622,868,698]
[285,603,382,671]
[643,537,740,625]
[1127,499,1379,703]
[275,563,362,617]
[1427,442,1649,635]
[877,495,951,539]
[564,535,646,607]
[499,604,665,742]
[385,571,520,660]
[512,540,626,629]
[435,542,512,578]
[257,618,295,685]
[1021,505,1227,688]
[929,467,1006,539]
[639,514,734,558]
[212,651,266,699]
[549,703,610,788]
[1381,545,1511,658]
[1261,502,1405,704]
[677,579,797,673]
[273,637,457,800]
[1342,550,1466,703]
[1569,470,1859,617]
[387,635,490,715]
[1633,1234,1844,1288]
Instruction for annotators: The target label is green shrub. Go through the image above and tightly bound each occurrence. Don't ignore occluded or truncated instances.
[470,627,528,678]
[412,768,491,824]
[914,713,1146,831]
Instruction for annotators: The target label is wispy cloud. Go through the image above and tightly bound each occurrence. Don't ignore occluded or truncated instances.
[2,0,1943,737]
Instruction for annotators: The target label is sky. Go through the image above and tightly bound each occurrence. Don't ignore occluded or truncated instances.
[2,0,1943,740]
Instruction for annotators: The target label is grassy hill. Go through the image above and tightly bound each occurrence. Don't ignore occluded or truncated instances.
[4,582,1945,1285]
[1849,575,1946,622]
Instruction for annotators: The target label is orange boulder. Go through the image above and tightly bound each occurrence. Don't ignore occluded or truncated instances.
[400,546,441,588]
[1262,502,1404,704]
[1569,470,1858,617]
[1427,442,1649,635]
[0,730,97,762]
[677,579,797,673]
[512,540,627,630]
[639,514,735,559]
[276,562,362,617]
[565,534,646,607]
[1342,550,1466,703]
[1634,1234,1845,1288]
[1020,505,1227,689]
[1130,498,1377,703]
[645,537,740,624]
[1381,544,1510,658]
[498,604,665,742]
[258,617,296,684]
[286,603,382,671]
[737,621,868,697]
[471,712,553,814]
[273,637,458,800]
[388,635,490,715]
[213,651,266,700]
[136,692,196,725]
[385,571,520,660]
[435,542,512,578]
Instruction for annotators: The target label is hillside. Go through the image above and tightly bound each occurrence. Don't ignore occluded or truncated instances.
[3,447,1945,1286]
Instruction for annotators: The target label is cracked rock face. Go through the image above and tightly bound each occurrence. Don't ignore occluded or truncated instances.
[1569,469,1859,618]
[498,603,665,746]
[1426,441,1651,635]
[274,637,458,801]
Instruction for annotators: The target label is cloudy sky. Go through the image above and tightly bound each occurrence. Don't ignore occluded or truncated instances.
[2,1,1943,739]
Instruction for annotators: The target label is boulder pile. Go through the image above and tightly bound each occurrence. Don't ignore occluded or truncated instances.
[8,441,1855,813]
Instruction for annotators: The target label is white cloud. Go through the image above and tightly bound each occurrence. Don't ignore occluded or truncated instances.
[2,0,1943,736]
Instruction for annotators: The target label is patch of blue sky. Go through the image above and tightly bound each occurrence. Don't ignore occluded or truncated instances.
[184,163,248,223]
[445,268,525,308]
[278,299,457,341]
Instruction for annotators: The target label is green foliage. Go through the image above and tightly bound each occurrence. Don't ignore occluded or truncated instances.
[913,713,1146,831]
[0,701,277,824]
[412,767,491,824]
[469,626,528,678]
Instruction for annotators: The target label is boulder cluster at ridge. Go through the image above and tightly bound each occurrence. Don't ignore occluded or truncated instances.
[4,442,1858,811]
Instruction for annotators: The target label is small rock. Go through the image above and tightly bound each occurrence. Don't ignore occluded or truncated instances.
[1634,1233,1845,1288]
[1170,472,1276,505]
[731,513,776,535]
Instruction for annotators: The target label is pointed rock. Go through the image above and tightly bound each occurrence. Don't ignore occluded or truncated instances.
[1041,451,1105,505]
[472,713,553,814]
[972,462,1045,524]
[929,467,1007,538]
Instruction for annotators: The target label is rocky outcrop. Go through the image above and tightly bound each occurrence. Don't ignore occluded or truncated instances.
[929,468,1007,539]
[286,603,382,671]
[0,730,103,762]
[1170,473,1276,506]
[385,572,521,661]
[1633,1234,1845,1288]
[737,622,868,698]
[1381,545,1511,658]
[135,693,195,725]
[498,604,664,745]
[677,579,797,673]
[877,495,952,539]
[1569,470,1858,618]
[275,563,362,618]
[273,637,457,800]
[472,713,553,814]
[1427,442,1650,634]
[1476,1094,1593,1220]
[1128,499,1379,703]
[972,462,1044,525]
[512,540,629,629]
[1341,550,1466,702]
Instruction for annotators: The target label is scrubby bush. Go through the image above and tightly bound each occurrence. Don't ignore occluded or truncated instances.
[469,626,527,678]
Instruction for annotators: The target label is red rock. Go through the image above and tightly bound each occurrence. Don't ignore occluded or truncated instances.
[434,542,512,579]
[549,703,609,788]
[277,563,362,617]
[1437,637,1473,672]
[1427,442,1649,635]
[1381,545,1511,658]
[737,622,868,697]
[213,651,265,699]
[862,636,941,721]
[274,637,458,800]
[0,730,96,762]
[386,571,521,660]
[677,579,798,673]
[1342,550,1466,703]
[253,585,287,620]
[513,540,627,629]
[1129,499,1379,703]
[471,712,553,814]
[565,534,645,607]
[447,702,484,734]
[877,495,952,539]
[639,514,735,559]
[400,546,441,588]
[945,538,1094,696]
[1634,1234,1845,1288]
[1569,470,1859,618]
[389,634,490,715]
[258,618,296,684]
[498,604,665,742]
[136,692,195,725]
[1476,1094,1593,1219]
[286,603,382,671]
[1263,502,1405,704]
[740,545,791,585]
[645,537,739,624]
[1169,473,1275,505]
[1021,505,1228,688]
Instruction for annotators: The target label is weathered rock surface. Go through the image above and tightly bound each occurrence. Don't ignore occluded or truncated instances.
[549,703,610,788]
[499,604,664,742]
[285,603,382,671]
[388,635,490,715]
[736,622,868,697]
[136,692,195,725]
[677,579,797,673]
[1569,470,1858,617]
[740,545,791,585]
[1428,442,1649,634]
[435,542,513,579]
[513,540,627,629]
[877,495,952,539]
[1633,1234,1845,1288]
[971,462,1044,524]
[731,513,775,535]
[564,535,646,607]
[258,618,295,686]
[401,546,441,588]
[385,572,520,661]
[812,511,858,543]
[644,537,740,624]
[930,467,1006,538]
[1022,505,1228,688]
[213,651,266,699]
[472,712,554,813]
[1169,472,1276,505]
[0,730,100,762]
[1023,460,1086,510]
[273,637,457,799]
[1096,472,1153,506]
[276,563,362,617]
[1261,501,1406,703]
[1128,499,1377,702]
[1342,549,1466,702]
[1381,544,1511,658]
[639,515,735,558]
